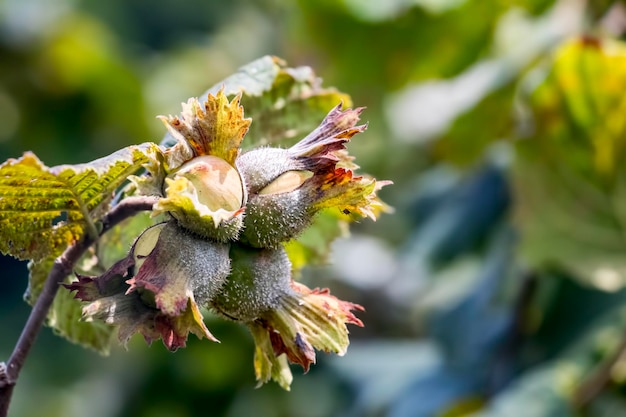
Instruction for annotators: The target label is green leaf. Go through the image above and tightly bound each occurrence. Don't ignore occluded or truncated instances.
[48,282,115,355]
[204,55,353,149]
[8,143,161,353]
[284,209,349,275]
[435,82,516,166]
[340,0,469,22]
[295,0,504,92]
[95,211,159,271]
[207,55,283,97]
[523,37,626,178]
[0,143,160,261]
[514,158,626,289]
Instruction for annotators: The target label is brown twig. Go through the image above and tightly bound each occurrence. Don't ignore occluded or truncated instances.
[0,196,158,417]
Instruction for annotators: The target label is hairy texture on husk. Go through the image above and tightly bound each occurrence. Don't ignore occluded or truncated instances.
[65,221,231,350]
[62,91,391,389]
[237,103,390,248]
[238,190,312,248]
[236,148,297,194]
[211,244,292,322]
[126,221,231,311]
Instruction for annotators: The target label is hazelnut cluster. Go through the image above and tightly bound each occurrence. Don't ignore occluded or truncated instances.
[67,91,390,389]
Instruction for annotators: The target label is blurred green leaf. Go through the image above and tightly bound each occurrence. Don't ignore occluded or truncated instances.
[435,84,516,166]
[528,37,626,177]
[205,56,352,149]
[342,0,467,20]
[295,0,518,95]
[514,158,626,289]
[471,303,626,417]
[515,37,626,288]
[339,0,555,22]
[35,15,149,155]
[284,209,348,275]
[586,391,626,417]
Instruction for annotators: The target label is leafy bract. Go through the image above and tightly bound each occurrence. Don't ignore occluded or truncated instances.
[160,91,250,168]
[0,143,160,261]
[28,212,156,301]
[514,37,626,289]
[49,281,116,354]
[95,211,160,271]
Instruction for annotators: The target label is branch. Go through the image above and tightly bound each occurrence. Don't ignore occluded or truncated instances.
[0,195,158,417]
[573,327,626,408]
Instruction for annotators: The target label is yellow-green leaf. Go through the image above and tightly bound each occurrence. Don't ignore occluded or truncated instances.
[0,143,160,261]
[515,37,626,289]
[525,37,626,179]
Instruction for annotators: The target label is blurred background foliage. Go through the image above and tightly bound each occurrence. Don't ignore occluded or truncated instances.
[3,0,626,416]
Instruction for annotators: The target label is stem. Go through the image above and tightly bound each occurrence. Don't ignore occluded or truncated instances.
[573,328,626,408]
[0,196,158,417]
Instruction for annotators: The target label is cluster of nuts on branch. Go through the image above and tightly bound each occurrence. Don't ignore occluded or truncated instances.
[67,90,390,389]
